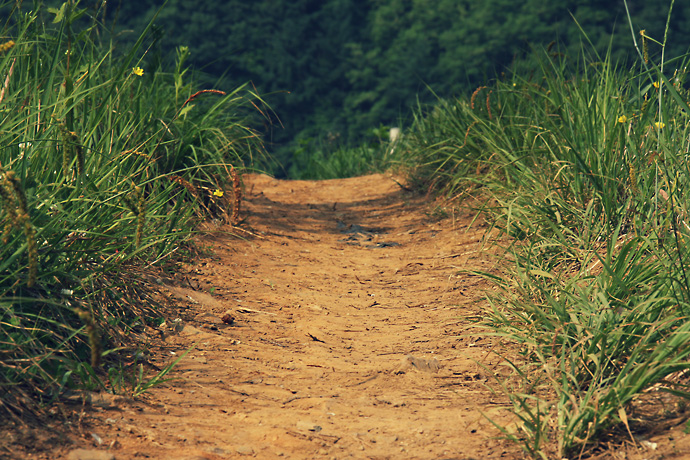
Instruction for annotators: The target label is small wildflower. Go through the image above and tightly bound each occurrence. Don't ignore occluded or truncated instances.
[213,189,224,197]
[618,115,628,124]
[18,142,31,160]
[132,66,144,77]
[512,83,517,87]
[654,122,666,129]
[653,81,660,89]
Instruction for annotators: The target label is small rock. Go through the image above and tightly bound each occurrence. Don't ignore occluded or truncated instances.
[66,449,115,460]
[641,440,658,450]
[236,445,255,455]
[296,420,322,432]
[171,318,185,332]
[221,310,235,325]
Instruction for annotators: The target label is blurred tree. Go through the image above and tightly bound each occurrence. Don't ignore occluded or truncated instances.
[107,0,367,171]
[103,0,690,176]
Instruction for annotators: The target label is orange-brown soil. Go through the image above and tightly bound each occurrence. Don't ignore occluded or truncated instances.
[4,173,689,460]
[131,173,516,459]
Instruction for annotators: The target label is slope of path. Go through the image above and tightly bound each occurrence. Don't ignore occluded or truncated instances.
[58,173,520,459]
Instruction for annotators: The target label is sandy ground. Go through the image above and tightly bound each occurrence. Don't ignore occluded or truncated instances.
[5,173,689,459]
[123,173,516,459]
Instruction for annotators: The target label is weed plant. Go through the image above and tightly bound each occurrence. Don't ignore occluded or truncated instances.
[288,126,397,179]
[403,2,690,457]
[0,1,262,416]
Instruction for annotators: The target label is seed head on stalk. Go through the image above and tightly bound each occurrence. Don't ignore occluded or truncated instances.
[0,169,38,286]
[74,307,101,368]
[640,29,649,64]
[134,185,146,249]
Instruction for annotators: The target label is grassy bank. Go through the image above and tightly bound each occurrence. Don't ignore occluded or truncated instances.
[0,1,262,415]
[400,6,690,458]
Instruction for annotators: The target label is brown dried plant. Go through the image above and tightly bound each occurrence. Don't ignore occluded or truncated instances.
[57,118,84,177]
[74,306,101,368]
[640,29,649,64]
[486,90,493,120]
[230,165,242,225]
[134,185,146,249]
[470,86,487,110]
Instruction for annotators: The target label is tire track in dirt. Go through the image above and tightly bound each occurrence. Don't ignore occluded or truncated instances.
[56,174,520,459]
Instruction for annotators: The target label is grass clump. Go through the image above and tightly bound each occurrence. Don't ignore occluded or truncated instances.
[0,1,263,416]
[288,126,398,179]
[403,2,690,457]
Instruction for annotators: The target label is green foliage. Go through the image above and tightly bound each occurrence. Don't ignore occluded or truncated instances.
[108,0,366,174]
[0,0,262,414]
[107,0,690,177]
[288,126,397,180]
[403,3,690,455]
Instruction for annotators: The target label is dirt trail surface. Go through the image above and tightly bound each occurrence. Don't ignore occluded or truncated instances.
[8,174,523,460]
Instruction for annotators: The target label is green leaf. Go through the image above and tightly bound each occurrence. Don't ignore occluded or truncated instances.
[529,269,556,279]
[178,104,195,118]
[48,3,67,23]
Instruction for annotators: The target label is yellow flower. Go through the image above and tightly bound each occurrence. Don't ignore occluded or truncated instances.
[653,81,660,89]
[618,115,628,124]
[654,122,665,129]
[213,189,224,197]
[132,66,144,77]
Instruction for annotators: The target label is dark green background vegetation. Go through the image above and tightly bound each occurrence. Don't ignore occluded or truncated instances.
[105,0,690,176]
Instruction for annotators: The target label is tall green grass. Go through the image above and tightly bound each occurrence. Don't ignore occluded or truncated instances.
[0,1,262,415]
[288,126,397,179]
[402,3,690,457]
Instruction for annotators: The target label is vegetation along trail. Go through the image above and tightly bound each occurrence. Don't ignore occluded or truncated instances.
[33,173,521,459]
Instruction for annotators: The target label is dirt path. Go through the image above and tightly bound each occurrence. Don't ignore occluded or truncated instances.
[25,174,522,459]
